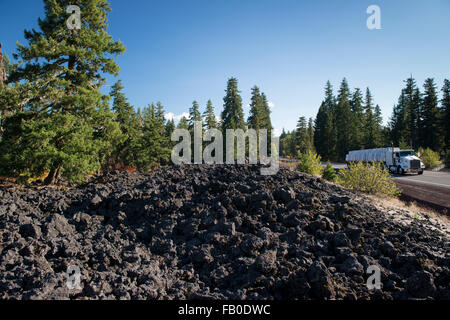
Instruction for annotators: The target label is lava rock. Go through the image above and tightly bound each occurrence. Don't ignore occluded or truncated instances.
[0,164,448,300]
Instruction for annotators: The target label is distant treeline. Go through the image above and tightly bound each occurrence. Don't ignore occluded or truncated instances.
[280,78,450,161]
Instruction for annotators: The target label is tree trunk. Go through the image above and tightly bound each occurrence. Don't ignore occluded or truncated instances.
[44,163,61,185]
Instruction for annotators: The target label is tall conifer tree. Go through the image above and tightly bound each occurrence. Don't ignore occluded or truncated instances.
[0,0,125,183]
[203,99,217,129]
[441,79,450,150]
[110,80,140,168]
[350,88,364,149]
[221,77,245,158]
[334,78,353,160]
[421,78,442,151]
[314,81,336,160]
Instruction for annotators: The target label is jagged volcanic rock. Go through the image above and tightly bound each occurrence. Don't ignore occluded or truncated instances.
[0,165,449,300]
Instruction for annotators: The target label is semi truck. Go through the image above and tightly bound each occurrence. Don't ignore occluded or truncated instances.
[345,147,425,175]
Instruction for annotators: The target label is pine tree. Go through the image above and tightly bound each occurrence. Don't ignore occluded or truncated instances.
[350,88,364,149]
[0,0,125,184]
[0,44,4,88]
[373,104,384,147]
[221,77,245,131]
[137,103,170,170]
[334,78,353,161]
[136,107,143,126]
[279,130,297,158]
[177,116,189,130]
[390,91,407,147]
[441,79,450,150]
[189,100,202,130]
[421,78,442,151]
[389,77,423,149]
[247,87,273,155]
[0,47,17,134]
[221,77,245,157]
[260,92,273,137]
[203,99,217,129]
[296,116,313,153]
[279,128,288,156]
[247,86,263,131]
[314,81,336,160]
[307,117,315,152]
[314,102,328,157]
[403,77,421,148]
[109,80,140,168]
[363,88,376,149]
[165,118,175,137]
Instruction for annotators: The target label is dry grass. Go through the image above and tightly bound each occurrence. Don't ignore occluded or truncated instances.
[280,160,298,171]
[367,194,450,227]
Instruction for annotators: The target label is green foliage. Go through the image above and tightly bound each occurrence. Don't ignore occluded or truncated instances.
[221,77,245,158]
[442,80,450,150]
[334,78,353,161]
[259,92,273,136]
[0,0,125,184]
[338,162,401,197]
[322,162,337,182]
[279,129,297,158]
[350,88,364,149]
[314,81,336,161]
[177,116,189,130]
[297,150,322,176]
[165,118,175,137]
[247,86,263,131]
[0,112,104,184]
[419,147,442,169]
[389,77,421,149]
[136,103,171,171]
[247,86,273,156]
[445,150,450,168]
[109,80,140,168]
[421,78,443,151]
[221,77,245,132]
[203,100,217,130]
[189,100,202,130]
[296,116,314,153]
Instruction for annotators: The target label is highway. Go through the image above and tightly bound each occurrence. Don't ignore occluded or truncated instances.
[393,170,450,188]
[392,171,450,214]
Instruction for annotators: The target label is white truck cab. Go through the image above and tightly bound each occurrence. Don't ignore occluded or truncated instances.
[391,149,425,175]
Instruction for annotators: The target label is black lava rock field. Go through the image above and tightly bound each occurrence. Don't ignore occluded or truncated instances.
[0,165,449,300]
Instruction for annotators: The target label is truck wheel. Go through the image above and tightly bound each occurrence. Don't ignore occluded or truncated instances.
[418,170,424,175]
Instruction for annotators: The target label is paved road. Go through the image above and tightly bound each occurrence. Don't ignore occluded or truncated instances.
[393,170,450,188]
[392,171,450,214]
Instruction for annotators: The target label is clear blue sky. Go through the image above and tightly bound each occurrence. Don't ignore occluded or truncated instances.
[1,0,449,135]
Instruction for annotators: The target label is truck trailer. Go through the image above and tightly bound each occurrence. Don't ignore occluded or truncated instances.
[345,147,425,175]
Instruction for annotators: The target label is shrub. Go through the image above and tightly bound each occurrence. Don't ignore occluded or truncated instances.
[297,150,323,176]
[338,162,401,197]
[419,147,442,169]
[322,162,337,182]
